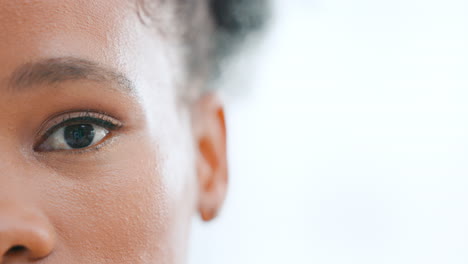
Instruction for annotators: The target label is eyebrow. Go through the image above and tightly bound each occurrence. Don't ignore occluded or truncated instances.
[8,57,135,94]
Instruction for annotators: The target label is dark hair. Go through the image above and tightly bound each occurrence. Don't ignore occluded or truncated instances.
[209,0,269,64]
[137,0,270,84]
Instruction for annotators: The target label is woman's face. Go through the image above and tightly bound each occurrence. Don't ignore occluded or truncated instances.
[0,1,227,263]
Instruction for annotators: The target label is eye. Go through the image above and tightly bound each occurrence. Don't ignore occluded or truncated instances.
[39,124,108,151]
[35,111,122,152]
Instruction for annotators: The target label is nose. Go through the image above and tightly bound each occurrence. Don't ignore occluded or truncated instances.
[0,203,55,262]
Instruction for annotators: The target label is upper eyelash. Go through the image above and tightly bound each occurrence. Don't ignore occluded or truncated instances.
[55,111,121,128]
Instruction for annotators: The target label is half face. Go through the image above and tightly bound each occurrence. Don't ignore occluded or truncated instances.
[0,1,227,263]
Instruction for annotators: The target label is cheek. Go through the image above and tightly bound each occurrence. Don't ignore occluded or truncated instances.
[42,132,196,264]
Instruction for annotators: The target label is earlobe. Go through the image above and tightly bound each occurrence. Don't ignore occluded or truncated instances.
[200,207,218,222]
[193,93,228,222]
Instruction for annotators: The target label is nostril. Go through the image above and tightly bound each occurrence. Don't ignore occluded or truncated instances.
[4,245,27,257]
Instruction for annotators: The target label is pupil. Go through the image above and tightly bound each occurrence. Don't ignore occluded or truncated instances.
[64,124,95,149]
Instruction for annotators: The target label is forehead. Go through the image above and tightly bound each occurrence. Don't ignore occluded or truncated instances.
[0,0,140,77]
[0,0,184,111]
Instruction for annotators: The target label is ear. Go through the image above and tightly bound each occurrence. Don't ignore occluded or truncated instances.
[192,93,228,222]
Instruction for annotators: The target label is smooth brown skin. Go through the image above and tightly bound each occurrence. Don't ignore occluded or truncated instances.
[0,1,227,263]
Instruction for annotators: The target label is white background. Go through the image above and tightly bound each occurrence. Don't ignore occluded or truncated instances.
[189,0,468,263]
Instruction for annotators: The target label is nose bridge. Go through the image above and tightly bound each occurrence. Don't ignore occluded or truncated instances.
[0,137,27,177]
[0,198,56,262]
[0,142,38,190]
